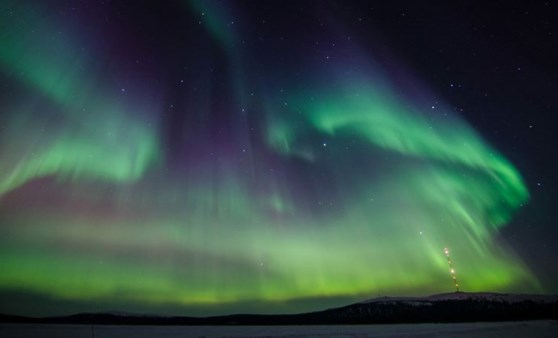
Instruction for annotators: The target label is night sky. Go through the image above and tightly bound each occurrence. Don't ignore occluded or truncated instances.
[0,0,556,317]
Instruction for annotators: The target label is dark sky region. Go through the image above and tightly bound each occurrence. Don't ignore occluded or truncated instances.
[0,0,556,317]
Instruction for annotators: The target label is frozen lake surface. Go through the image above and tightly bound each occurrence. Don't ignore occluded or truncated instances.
[1,320,557,337]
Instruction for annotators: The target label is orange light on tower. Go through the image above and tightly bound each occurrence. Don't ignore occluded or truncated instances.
[444,247,460,292]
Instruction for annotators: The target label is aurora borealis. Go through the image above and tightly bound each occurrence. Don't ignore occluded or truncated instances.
[1,1,556,316]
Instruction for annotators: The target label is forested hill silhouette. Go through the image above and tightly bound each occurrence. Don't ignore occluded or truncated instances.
[1,292,557,325]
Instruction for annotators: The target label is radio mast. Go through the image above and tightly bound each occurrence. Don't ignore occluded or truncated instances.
[444,247,460,292]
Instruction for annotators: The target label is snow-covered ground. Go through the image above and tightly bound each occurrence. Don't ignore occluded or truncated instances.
[1,321,557,337]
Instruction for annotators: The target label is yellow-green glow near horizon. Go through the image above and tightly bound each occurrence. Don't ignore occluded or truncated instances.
[0,0,540,317]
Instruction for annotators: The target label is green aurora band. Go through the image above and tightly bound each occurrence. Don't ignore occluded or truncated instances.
[0,1,540,316]
[0,2,160,195]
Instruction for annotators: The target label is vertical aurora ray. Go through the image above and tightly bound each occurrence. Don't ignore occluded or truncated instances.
[0,1,542,317]
[0,1,161,195]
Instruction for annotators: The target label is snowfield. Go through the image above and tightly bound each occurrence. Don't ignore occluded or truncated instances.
[1,321,557,338]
